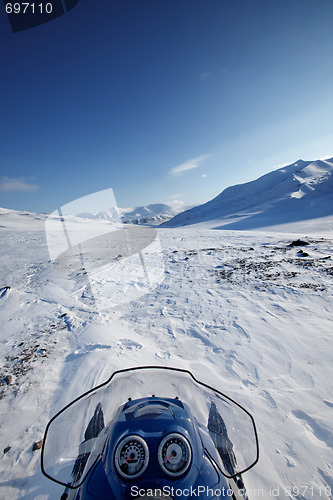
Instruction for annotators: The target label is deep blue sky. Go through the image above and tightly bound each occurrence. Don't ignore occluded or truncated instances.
[1,0,332,213]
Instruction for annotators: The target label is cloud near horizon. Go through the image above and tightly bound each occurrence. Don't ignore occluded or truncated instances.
[0,177,39,193]
[169,154,209,176]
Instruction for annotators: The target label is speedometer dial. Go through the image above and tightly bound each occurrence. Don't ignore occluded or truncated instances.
[115,435,149,479]
[158,433,192,477]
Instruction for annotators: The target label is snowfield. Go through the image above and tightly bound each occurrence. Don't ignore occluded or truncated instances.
[0,207,332,499]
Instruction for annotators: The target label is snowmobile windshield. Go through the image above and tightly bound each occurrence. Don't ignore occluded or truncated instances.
[41,366,259,488]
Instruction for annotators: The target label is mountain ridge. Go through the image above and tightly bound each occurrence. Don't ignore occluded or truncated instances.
[161,157,333,230]
[77,203,182,225]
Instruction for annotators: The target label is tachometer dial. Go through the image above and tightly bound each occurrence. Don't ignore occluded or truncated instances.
[158,433,192,477]
[115,435,149,479]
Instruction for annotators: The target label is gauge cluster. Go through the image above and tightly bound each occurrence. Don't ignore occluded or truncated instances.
[115,435,149,479]
[158,433,192,477]
[114,433,192,480]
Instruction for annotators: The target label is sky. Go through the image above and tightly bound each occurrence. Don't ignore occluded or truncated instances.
[0,0,333,214]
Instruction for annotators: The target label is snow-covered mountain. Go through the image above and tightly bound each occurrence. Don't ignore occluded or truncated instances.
[77,203,181,225]
[162,158,333,230]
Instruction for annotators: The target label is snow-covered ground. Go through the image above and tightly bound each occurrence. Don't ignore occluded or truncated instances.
[0,207,332,499]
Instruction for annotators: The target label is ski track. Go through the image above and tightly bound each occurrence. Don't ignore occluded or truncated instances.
[0,222,332,499]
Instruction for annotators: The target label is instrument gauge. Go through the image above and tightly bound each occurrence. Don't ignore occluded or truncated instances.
[158,433,192,477]
[115,435,149,479]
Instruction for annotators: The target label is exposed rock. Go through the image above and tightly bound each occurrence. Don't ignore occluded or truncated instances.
[297,250,309,257]
[288,239,310,247]
[32,439,43,451]
[3,446,10,454]
[4,375,12,385]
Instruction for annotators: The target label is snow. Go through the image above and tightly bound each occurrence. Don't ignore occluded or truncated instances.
[162,157,333,233]
[0,205,332,499]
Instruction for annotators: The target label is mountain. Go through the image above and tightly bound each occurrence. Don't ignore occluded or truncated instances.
[162,157,333,230]
[120,203,182,225]
[77,203,181,225]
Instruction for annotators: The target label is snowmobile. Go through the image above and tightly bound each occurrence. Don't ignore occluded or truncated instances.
[41,366,259,499]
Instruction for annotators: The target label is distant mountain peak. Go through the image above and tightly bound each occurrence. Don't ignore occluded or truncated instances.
[77,203,182,226]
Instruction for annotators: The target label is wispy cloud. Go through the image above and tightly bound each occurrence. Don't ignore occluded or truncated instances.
[169,154,209,176]
[0,177,39,193]
[200,72,211,80]
[200,67,229,81]
[166,195,186,211]
[169,199,186,211]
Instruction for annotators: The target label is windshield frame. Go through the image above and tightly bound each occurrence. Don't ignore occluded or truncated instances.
[41,365,259,488]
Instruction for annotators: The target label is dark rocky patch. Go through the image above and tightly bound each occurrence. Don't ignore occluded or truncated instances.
[0,342,50,399]
[297,250,310,257]
[32,439,43,451]
[4,375,12,385]
[288,239,310,247]
[324,267,333,276]
[211,250,332,293]
[294,283,326,291]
